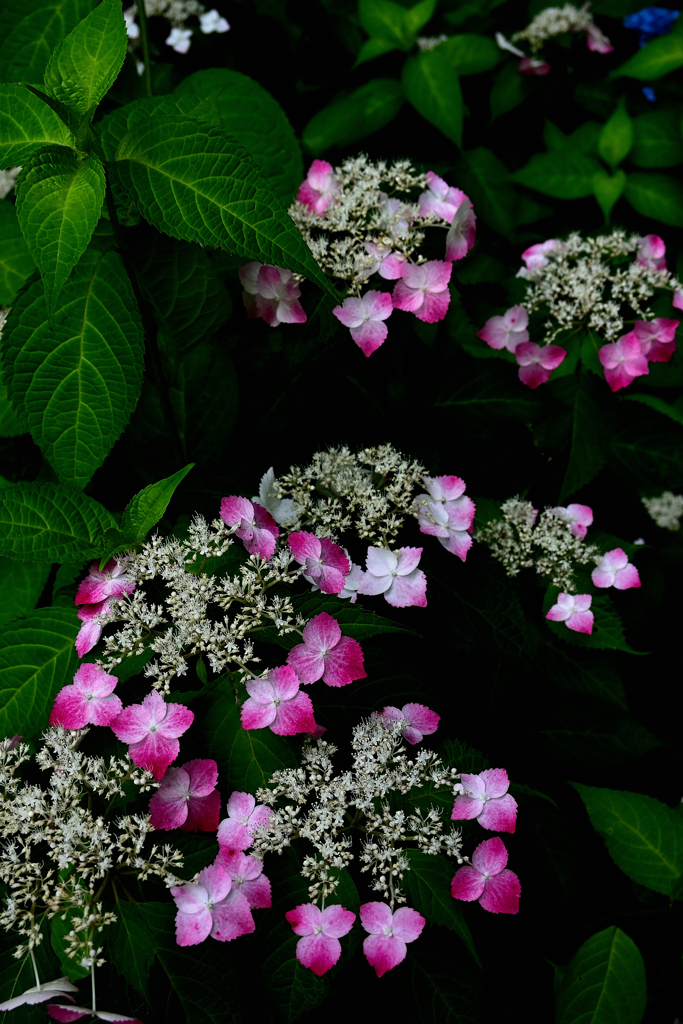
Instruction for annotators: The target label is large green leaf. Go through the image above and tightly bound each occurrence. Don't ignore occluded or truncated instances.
[402,49,463,148]
[630,109,683,168]
[598,98,633,169]
[0,481,116,560]
[555,926,646,1024]
[611,423,683,488]
[456,148,517,238]
[435,367,540,425]
[539,717,662,767]
[0,0,98,88]
[404,851,480,966]
[0,607,79,735]
[111,902,156,1001]
[117,464,195,548]
[544,645,628,710]
[412,947,480,1024]
[624,171,683,227]
[301,79,404,152]
[15,147,105,318]
[571,784,683,897]
[3,249,145,487]
[203,694,298,793]
[612,31,683,80]
[441,33,499,75]
[114,114,331,294]
[155,947,245,1024]
[623,392,683,427]
[0,201,35,305]
[560,371,611,499]
[0,558,50,625]
[0,84,74,168]
[513,152,602,199]
[358,0,436,49]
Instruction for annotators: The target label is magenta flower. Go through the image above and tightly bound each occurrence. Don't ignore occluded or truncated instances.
[49,663,121,730]
[586,21,613,53]
[634,318,679,363]
[551,503,593,539]
[363,242,406,280]
[545,593,594,634]
[357,546,427,608]
[171,862,254,946]
[75,558,135,606]
[518,56,551,74]
[392,261,452,323]
[149,759,221,832]
[591,548,641,590]
[239,262,307,326]
[47,1005,141,1022]
[288,531,350,594]
[285,903,356,976]
[216,849,272,908]
[287,612,366,687]
[0,979,78,1013]
[333,291,393,357]
[519,239,559,273]
[296,159,340,215]
[241,665,316,736]
[477,305,529,352]
[451,768,518,833]
[413,474,475,561]
[110,691,194,780]
[220,496,279,561]
[360,903,425,977]
[374,703,440,745]
[598,331,649,391]
[515,341,566,389]
[450,837,520,914]
[217,791,273,851]
[445,195,476,262]
[636,234,667,272]
[75,599,111,657]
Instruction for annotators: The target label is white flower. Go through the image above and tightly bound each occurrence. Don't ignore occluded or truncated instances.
[165,27,193,52]
[200,8,230,32]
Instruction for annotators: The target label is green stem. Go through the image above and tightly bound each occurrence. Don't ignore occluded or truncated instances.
[30,948,40,990]
[136,1,153,98]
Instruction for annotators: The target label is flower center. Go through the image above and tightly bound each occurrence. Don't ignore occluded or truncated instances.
[314,925,323,935]
[383,926,393,937]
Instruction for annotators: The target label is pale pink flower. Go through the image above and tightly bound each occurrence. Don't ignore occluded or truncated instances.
[591,548,641,590]
[673,289,683,311]
[413,474,475,561]
[217,791,273,852]
[199,9,230,33]
[171,862,254,946]
[216,849,272,908]
[337,561,365,603]
[149,759,221,832]
[450,836,520,914]
[586,21,613,53]
[287,612,366,687]
[239,262,307,326]
[633,318,679,363]
[220,496,279,561]
[357,546,427,608]
[636,234,667,272]
[378,194,412,240]
[545,593,594,634]
[392,261,452,323]
[49,663,121,730]
[110,691,194,780]
[75,558,135,606]
[241,665,317,736]
[519,239,559,273]
[417,171,467,223]
[363,242,406,280]
[333,291,393,357]
[451,769,518,833]
[285,903,356,976]
[518,57,551,74]
[0,735,22,750]
[445,195,476,262]
[599,331,649,391]
[360,903,425,977]
[552,503,594,539]
[515,342,566,388]
[165,27,192,52]
[47,1005,142,1022]
[75,599,111,657]
[252,467,297,526]
[477,305,529,352]
[296,160,340,215]
[374,703,440,745]
[0,979,78,1013]
[288,531,350,594]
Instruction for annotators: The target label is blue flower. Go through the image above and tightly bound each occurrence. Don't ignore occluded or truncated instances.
[623,7,680,47]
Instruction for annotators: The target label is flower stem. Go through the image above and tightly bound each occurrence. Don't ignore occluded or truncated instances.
[91,964,96,1013]
[30,948,40,990]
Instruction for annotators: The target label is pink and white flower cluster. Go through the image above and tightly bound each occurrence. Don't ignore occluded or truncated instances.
[74,558,135,657]
[496,6,613,78]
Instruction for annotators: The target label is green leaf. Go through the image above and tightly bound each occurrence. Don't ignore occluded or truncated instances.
[114,114,331,295]
[0,607,79,735]
[0,939,61,1022]
[624,172,683,227]
[0,83,74,168]
[592,168,626,220]
[456,148,516,238]
[50,909,90,980]
[441,33,499,75]
[611,424,683,488]
[435,366,540,428]
[15,147,105,318]
[623,392,683,427]
[203,694,297,793]
[412,947,480,1024]
[0,383,28,437]
[0,558,50,625]
[402,0,437,37]
[0,0,98,88]
[402,49,463,147]
[302,79,404,152]
[555,926,647,1024]
[544,645,628,710]
[119,464,195,544]
[2,249,145,488]
[0,481,116,560]
[155,947,244,1024]
[560,371,611,499]
[359,0,435,48]
[354,35,401,65]
[571,784,683,897]
[631,109,683,168]
[43,0,126,119]
[0,200,35,306]
[612,31,683,80]
[513,151,602,199]
[490,61,531,121]
[598,98,634,169]
[405,851,481,966]
[540,717,662,767]
[111,901,156,1001]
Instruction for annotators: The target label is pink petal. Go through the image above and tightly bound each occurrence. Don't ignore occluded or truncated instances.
[450,794,485,821]
[149,767,191,829]
[423,260,453,293]
[211,889,254,941]
[415,288,450,324]
[362,934,407,977]
[471,836,508,875]
[395,546,423,576]
[238,262,262,294]
[480,767,510,799]
[566,610,594,634]
[439,530,473,560]
[295,933,342,976]
[244,678,276,705]
[479,869,520,914]
[184,758,219,797]
[75,618,103,657]
[385,569,427,608]
[269,664,301,701]
[240,698,277,731]
[220,496,254,528]
[390,907,425,943]
[357,571,392,597]
[392,277,425,313]
[158,701,194,739]
[287,645,325,684]
[450,865,486,902]
[286,903,322,936]
[321,905,356,938]
[614,564,641,590]
[351,317,389,357]
[173,906,213,946]
[365,547,397,576]
[402,703,439,736]
[302,612,341,652]
[333,297,366,330]
[271,690,316,735]
[216,819,252,851]
[182,790,221,832]
[477,793,518,833]
[359,901,393,935]
[128,732,181,780]
[46,1009,88,1023]
[318,636,366,687]
[288,531,320,564]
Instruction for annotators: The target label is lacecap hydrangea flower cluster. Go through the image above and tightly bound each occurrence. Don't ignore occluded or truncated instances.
[495,3,613,77]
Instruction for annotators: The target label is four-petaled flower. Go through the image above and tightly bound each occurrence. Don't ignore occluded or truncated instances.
[75,599,112,657]
[357,546,427,608]
[445,195,477,262]
[417,171,468,223]
[75,558,135,606]
[165,27,192,52]
[216,850,272,908]
[110,691,194,780]
[519,239,559,274]
[634,318,679,363]
[171,863,254,946]
[636,233,667,271]
[413,475,475,561]
[288,531,350,594]
[451,768,518,833]
[477,305,529,352]
[252,467,298,526]
[49,663,122,730]
[515,342,566,389]
[149,759,221,832]
[199,9,230,32]
[363,242,406,280]
[392,261,452,323]
[591,548,641,590]
[598,331,649,391]
[360,903,425,977]
[287,612,366,687]
[217,791,273,852]
[220,496,279,561]
[552,503,593,539]
[0,978,78,1013]
[545,593,594,634]
[239,262,307,326]
[296,160,340,215]
[285,903,356,976]
[374,703,440,745]
[333,291,393,357]
[241,666,317,736]
[450,836,521,914]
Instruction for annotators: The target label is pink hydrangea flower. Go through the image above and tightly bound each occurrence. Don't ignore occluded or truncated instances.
[450,837,520,914]
[519,239,559,273]
[110,691,194,780]
[518,56,551,74]
[337,560,365,603]
[413,475,475,561]
[451,769,518,833]
[586,21,613,53]
[49,663,121,729]
[0,979,78,1013]
[634,318,679,363]
[288,531,350,594]
[217,791,273,852]
[241,665,316,736]
[47,1006,141,1023]
[75,599,111,657]
[332,291,393,357]
[296,160,340,215]
[220,496,279,561]
[75,558,135,606]
[552,503,594,539]
[673,289,683,311]
[216,849,272,908]
[252,466,298,526]
[477,305,529,352]
[599,331,649,391]
[445,195,476,262]
[515,342,566,388]
[357,546,427,608]
[285,903,356,976]
[363,242,406,280]
[392,261,452,323]
[636,234,667,272]
[149,759,221,832]
[378,194,412,240]
[360,903,425,977]
[171,862,254,946]
[374,703,440,745]
[591,548,641,590]
[417,172,467,223]
[287,612,366,687]
[239,262,307,326]
[545,593,594,634]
